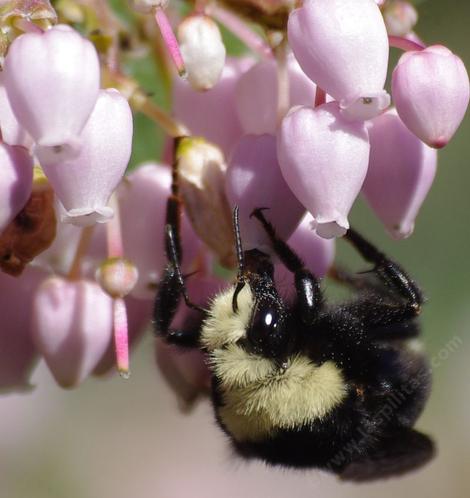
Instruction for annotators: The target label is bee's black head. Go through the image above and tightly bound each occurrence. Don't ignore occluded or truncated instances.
[234,249,295,361]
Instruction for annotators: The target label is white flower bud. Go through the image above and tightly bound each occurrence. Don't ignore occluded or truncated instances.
[178,15,226,91]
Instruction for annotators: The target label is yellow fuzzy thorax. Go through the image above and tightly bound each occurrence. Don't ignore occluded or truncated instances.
[201,286,347,442]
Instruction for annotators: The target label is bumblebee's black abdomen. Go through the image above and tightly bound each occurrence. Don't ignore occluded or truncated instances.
[231,396,378,471]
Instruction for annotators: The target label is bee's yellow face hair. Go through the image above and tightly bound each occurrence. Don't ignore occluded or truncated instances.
[201,286,348,442]
[201,285,254,351]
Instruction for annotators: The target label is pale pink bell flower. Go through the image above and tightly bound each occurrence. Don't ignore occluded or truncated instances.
[38,89,133,226]
[392,45,470,148]
[3,24,100,162]
[32,277,114,388]
[0,142,34,233]
[288,0,390,120]
[277,102,370,239]
[362,108,437,239]
[226,133,305,252]
[235,55,317,135]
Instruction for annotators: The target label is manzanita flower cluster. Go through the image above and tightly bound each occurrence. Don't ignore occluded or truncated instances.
[0,0,468,400]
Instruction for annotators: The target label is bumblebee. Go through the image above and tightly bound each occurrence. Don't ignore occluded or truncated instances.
[154,195,435,481]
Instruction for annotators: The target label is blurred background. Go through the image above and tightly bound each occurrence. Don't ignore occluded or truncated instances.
[1,0,469,497]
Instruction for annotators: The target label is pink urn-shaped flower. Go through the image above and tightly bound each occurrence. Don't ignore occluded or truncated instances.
[3,24,100,162]
[392,45,470,148]
[288,0,390,120]
[38,89,133,226]
[277,102,370,239]
[32,277,114,388]
[362,109,437,239]
[226,133,305,252]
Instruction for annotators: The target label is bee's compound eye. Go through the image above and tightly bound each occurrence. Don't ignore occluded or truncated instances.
[248,305,288,358]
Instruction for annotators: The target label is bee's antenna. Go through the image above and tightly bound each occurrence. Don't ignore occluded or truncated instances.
[232,206,246,312]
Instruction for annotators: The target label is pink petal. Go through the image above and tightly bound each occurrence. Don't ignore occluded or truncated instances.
[172,57,253,157]
[3,24,100,161]
[226,133,305,252]
[288,0,390,119]
[32,277,114,388]
[38,89,133,226]
[277,102,370,239]
[0,73,33,149]
[392,45,470,148]
[362,108,437,239]
[235,55,316,135]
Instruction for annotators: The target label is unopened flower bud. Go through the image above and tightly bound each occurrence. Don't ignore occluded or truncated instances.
[3,24,100,161]
[226,134,305,253]
[278,102,370,239]
[236,55,316,135]
[362,109,437,239]
[288,0,390,120]
[392,45,470,148]
[383,0,418,37]
[38,89,133,226]
[178,15,226,91]
[32,277,113,388]
[176,137,235,267]
[129,0,168,15]
[0,142,33,233]
[96,257,139,298]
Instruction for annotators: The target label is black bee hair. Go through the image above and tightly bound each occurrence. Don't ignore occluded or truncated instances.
[154,192,435,482]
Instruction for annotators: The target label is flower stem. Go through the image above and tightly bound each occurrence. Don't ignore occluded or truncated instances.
[106,193,124,258]
[388,35,425,52]
[113,298,130,378]
[67,226,94,280]
[208,4,273,59]
[154,6,187,78]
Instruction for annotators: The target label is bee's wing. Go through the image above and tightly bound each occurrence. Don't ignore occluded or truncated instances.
[339,428,435,482]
